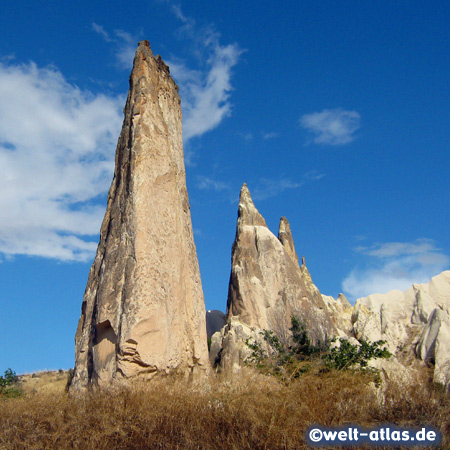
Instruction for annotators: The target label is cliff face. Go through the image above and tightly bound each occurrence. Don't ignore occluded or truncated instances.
[351,271,450,386]
[212,184,338,371]
[70,41,209,390]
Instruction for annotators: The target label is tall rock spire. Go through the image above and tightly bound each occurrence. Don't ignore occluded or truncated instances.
[70,41,209,390]
[226,183,270,327]
[211,184,337,372]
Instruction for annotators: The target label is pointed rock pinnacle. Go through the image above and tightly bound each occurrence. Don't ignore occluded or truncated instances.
[237,183,267,228]
[219,185,337,372]
[70,42,209,390]
[278,216,300,268]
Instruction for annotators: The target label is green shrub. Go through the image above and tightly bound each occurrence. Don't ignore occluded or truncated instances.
[245,317,392,380]
[0,368,22,398]
[323,338,392,371]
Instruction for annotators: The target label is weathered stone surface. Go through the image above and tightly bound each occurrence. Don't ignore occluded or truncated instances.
[416,307,450,386]
[210,317,264,371]
[278,216,299,268]
[213,184,337,371]
[321,293,353,336]
[351,270,450,386]
[70,41,209,390]
[206,310,226,339]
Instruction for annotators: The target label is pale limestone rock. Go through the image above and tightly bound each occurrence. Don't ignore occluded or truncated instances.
[351,271,450,386]
[70,41,209,390]
[215,184,336,371]
[416,307,450,386]
[210,318,264,371]
[322,293,353,336]
[278,216,300,268]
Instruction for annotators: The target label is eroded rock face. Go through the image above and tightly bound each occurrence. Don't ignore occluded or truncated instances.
[351,271,450,386]
[206,310,226,339]
[321,293,353,337]
[278,216,299,268]
[70,41,209,390]
[416,308,450,385]
[212,184,337,371]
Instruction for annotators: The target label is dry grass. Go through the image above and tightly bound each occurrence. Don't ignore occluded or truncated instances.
[19,370,69,395]
[0,368,448,450]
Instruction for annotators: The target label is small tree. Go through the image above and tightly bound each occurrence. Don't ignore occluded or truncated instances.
[0,368,22,398]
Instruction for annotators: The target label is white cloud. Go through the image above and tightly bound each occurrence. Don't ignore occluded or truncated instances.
[166,7,243,144]
[342,239,449,301]
[91,23,111,42]
[0,61,123,261]
[300,108,361,145]
[252,171,325,201]
[237,132,253,142]
[93,15,242,149]
[263,132,279,140]
[92,23,138,70]
[0,13,242,262]
[253,178,301,201]
[302,170,326,182]
[169,44,242,143]
[196,176,229,192]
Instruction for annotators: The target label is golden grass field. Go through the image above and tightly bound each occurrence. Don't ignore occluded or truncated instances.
[0,368,449,450]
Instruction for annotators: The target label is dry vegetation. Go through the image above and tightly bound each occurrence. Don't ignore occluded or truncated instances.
[19,370,70,395]
[0,368,449,450]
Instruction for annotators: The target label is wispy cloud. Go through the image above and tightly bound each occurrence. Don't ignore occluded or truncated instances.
[252,171,325,201]
[196,176,229,192]
[237,132,253,142]
[300,108,361,145]
[253,179,301,201]
[166,6,243,145]
[0,61,123,261]
[263,132,279,140]
[92,11,242,153]
[92,23,139,70]
[342,239,449,301]
[302,170,326,182]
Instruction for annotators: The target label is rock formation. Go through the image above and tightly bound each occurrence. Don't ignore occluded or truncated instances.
[209,185,450,386]
[211,184,338,371]
[70,41,209,390]
[351,270,450,386]
[206,310,226,339]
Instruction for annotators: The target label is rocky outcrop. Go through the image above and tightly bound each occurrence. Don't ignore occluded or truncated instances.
[212,184,338,371]
[321,293,353,337]
[206,310,226,339]
[278,217,299,268]
[70,41,209,390]
[351,271,450,386]
[210,182,450,385]
[416,308,450,385]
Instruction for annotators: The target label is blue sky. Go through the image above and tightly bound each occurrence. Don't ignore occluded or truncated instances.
[0,1,449,374]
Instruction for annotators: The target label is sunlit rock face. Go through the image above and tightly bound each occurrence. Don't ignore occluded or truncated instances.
[70,41,209,390]
[351,270,450,386]
[210,183,450,387]
[211,184,338,372]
